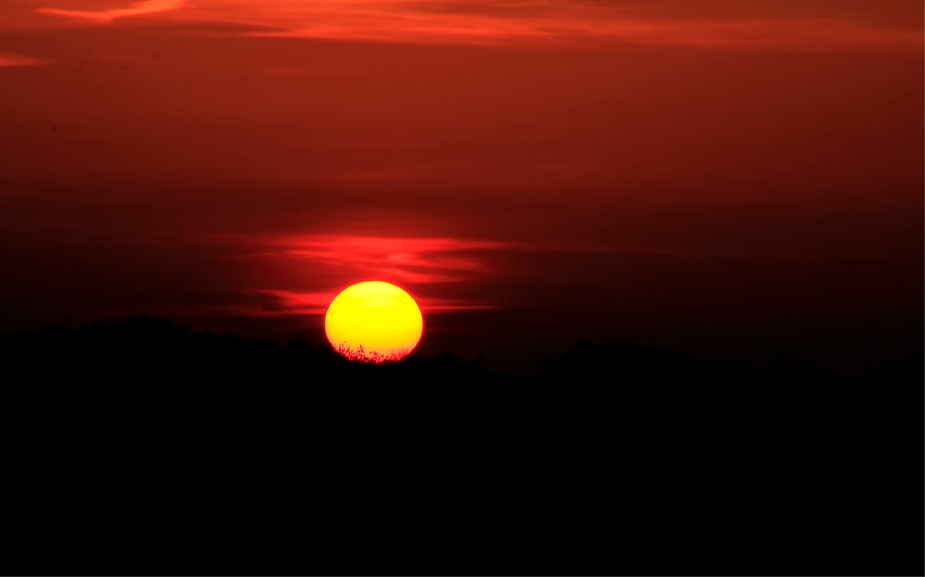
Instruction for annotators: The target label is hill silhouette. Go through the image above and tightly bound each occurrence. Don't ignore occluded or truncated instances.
[1,315,921,575]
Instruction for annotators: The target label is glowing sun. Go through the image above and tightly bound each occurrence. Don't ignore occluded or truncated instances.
[324,281,423,362]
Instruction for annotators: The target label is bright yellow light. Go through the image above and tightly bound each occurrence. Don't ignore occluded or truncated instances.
[324,281,423,362]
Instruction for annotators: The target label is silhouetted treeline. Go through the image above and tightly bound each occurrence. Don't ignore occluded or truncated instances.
[1,315,921,576]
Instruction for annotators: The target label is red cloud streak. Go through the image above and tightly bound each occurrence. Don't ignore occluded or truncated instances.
[10,0,921,50]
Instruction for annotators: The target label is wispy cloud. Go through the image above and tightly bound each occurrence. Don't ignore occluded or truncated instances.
[177,0,922,50]
[163,232,842,322]
[0,51,53,67]
[273,235,510,283]
[228,288,497,317]
[25,0,920,50]
[247,289,334,315]
[37,0,183,23]
[417,297,497,313]
[208,234,512,318]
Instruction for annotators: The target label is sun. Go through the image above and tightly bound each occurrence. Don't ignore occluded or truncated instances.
[324,281,423,362]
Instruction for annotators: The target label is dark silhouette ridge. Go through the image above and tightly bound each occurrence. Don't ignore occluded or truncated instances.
[1,315,921,576]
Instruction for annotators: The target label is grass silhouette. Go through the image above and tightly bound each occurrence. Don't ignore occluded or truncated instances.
[334,341,411,363]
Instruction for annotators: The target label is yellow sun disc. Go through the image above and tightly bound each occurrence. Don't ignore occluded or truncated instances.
[324,281,423,362]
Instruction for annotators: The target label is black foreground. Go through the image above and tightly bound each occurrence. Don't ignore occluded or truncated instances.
[2,315,922,575]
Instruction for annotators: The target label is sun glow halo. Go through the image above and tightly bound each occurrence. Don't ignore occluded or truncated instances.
[324,281,423,362]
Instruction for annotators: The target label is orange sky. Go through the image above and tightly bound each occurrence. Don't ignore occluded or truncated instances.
[0,0,921,372]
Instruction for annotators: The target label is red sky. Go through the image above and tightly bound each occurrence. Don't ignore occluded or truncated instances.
[0,0,921,372]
